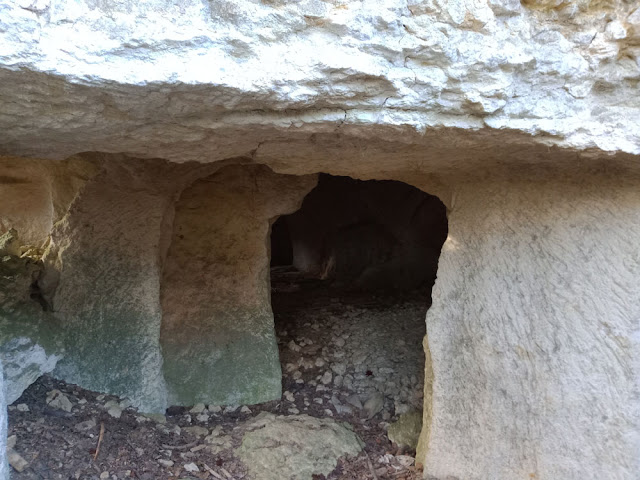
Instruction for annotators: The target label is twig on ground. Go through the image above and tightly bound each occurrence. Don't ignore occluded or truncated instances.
[160,440,199,450]
[204,464,224,479]
[93,423,105,460]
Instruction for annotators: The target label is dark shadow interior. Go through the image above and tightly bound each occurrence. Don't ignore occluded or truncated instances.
[271,173,448,294]
[269,174,448,435]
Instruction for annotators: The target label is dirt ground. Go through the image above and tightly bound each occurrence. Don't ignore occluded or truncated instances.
[7,272,429,480]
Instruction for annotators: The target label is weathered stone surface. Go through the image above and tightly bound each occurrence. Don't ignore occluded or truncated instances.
[0,363,7,480]
[236,413,362,480]
[0,1,639,478]
[388,410,422,450]
[160,165,316,406]
[0,254,62,404]
[1,1,640,165]
[419,171,640,480]
[41,157,222,412]
[0,229,20,257]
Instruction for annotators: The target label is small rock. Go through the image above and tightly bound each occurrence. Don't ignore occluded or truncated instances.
[184,462,199,472]
[288,340,301,352]
[332,363,346,375]
[107,406,123,419]
[284,391,295,402]
[346,395,363,410]
[288,407,300,414]
[78,398,87,405]
[315,358,325,367]
[333,375,343,387]
[324,408,334,417]
[196,412,209,422]
[334,337,346,347]
[190,403,206,414]
[208,405,222,413]
[224,405,239,414]
[100,472,109,479]
[241,406,252,413]
[46,390,73,412]
[321,371,332,385]
[158,459,174,467]
[396,455,415,468]
[144,413,167,424]
[313,398,323,405]
[7,435,16,449]
[16,403,29,412]
[387,410,422,449]
[363,393,384,419]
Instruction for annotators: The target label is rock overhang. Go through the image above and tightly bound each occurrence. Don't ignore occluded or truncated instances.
[1,0,640,167]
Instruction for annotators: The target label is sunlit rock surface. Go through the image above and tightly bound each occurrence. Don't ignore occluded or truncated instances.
[0,1,639,479]
[1,0,640,164]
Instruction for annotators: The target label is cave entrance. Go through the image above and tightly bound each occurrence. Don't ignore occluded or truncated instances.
[269,173,447,444]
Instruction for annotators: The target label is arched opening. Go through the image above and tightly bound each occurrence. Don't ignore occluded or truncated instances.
[270,173,448,454]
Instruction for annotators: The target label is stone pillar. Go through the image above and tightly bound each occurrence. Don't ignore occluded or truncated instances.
[45,160,182,412]
[419,172,640,480]
[160,165,316,406]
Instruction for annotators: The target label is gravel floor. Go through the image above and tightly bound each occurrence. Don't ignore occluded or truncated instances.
[6,270,430,480]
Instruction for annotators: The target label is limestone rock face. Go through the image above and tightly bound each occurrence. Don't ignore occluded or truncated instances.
[236,413,363,480]
[0,363,7,480]
[419,171,640,480]
[1,1,640,165]
[160,164,316,406]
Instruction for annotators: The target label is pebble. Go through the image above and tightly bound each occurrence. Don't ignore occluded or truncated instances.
[315,358,325,367]
[224,405,239,414]
[158,459,174,467]
[241,406,252,413]
[288,340,301,352]
[196,413,210,422]
[284,391,295,402]
[396,455,415,467]
[7,449,28,473]
[321,371,332,385]
[100,472,109,479]
[16,403,29,412]
[184,462,199,472]
[288,407,300,414]
[364,392,385,419]
[145,413,167,424]
[46,390,73,412]
[208,405,222,413]
[331,363,347,375]
[334,338,346,347]
[190,403,206,413]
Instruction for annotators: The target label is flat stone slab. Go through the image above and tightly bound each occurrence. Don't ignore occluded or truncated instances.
[236,412,363,480]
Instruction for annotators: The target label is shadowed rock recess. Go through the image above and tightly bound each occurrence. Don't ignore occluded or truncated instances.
[1,1,640,479]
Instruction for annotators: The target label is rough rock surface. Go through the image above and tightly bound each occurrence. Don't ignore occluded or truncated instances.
[420,171,640,480]
[161,164,316,406]
[1,0,640,164]
[0,254,61,405]
[0,1,639,479]
[236,412,363,480]
[388,410,422,450]
[0,363,7,480]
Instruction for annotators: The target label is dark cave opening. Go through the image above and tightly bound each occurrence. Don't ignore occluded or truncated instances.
[269,173,448,437]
